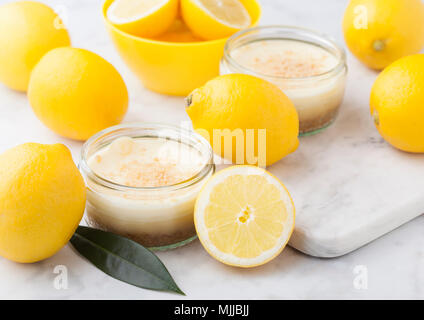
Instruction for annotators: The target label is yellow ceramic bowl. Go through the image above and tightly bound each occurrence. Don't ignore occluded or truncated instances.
[102,0,261,96]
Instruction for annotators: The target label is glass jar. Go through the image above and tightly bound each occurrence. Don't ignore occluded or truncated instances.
[220,26,348,136]
[79,123,215,250]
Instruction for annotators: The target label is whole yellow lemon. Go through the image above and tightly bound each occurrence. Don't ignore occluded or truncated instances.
[28,47,128,141]
[186,74,299,166]
[0,143,86,263]
[343,0,424,70]
[370,54,424,153]
[0,1,71,92]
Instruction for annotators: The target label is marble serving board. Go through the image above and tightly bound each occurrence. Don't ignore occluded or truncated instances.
[267,62,424,258]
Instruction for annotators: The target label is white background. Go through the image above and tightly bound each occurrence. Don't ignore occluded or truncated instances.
[0,0,423,299]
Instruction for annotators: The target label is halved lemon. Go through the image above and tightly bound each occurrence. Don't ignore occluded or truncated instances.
[194,166,295,268]
[107,0,179,38]
[181,0,251,40]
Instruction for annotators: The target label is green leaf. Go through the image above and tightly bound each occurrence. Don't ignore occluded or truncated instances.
[70,226,185,295]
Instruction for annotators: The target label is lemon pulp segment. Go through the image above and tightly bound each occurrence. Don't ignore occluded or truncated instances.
[196,0,251,28]
[181,0,251,40]
[106,0,178,38]
[195,166,295,267]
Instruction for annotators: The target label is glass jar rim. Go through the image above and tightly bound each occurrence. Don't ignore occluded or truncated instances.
[223,25,347,82]
[79,122,215,193]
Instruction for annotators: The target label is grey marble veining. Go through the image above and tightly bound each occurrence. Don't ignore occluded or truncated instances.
[0,0,423,299]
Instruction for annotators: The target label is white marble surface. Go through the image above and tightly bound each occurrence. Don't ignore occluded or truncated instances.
[0,0,423,299]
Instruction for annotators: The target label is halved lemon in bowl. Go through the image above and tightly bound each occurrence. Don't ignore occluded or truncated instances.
[107,0,179,37]
[194,165,295,268]
[181,0,251,40]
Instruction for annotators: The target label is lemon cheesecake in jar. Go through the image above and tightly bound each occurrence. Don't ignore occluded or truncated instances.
[221,26,347,135]
[79,123,215,249]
